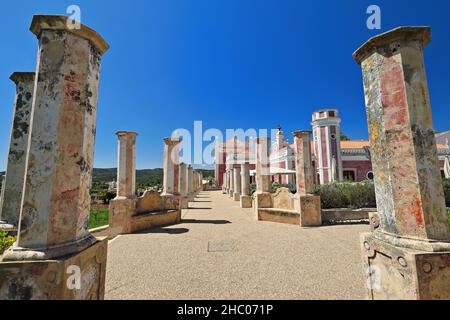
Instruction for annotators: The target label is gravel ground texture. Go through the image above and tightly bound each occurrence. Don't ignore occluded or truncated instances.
[105,191,370,300]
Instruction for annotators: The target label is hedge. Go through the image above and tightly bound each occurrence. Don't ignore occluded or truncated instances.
[313,181,376,209]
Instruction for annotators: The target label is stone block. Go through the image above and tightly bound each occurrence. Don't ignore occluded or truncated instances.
[180,197,189,209]
[233,193,240,201]
[108,198,136,237]
[258,208,300,225]
[0,237,107,300]
[240,195,252,208]
[298,195,322,227]
[361,232,450,300]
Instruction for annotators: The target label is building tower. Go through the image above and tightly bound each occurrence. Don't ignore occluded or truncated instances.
[312,109,343,184]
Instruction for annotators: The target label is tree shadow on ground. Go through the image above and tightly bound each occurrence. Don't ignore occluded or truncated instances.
[182,219,231,225]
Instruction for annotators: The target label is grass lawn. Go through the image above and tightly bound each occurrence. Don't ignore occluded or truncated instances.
[89,209,109,229]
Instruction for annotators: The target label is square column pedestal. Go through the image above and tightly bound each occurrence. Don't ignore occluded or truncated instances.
[240,196,252,208]
[354,26,450,299]
[297,195,322,227]
[0,238,107,300]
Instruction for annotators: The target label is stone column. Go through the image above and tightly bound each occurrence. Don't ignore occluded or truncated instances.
[240,163,252,208]
[222,172,227,194]
[233,167,241,201]
[0,72,35,231]
[109,132,138,237]
[116,132,137,199]
[187,165,194,200]
[229,168,234,198]
[293,131,314,194]
[179,163,188,209]
[293,131,321,227]
[354,26,450,300]
[162,138,182,196]
[254,138,272,216]
[256,138,271,193]
[0,15,109,300]
[0,176,5,220]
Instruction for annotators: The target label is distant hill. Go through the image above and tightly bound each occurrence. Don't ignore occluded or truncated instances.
[92,168,214,187]
[0,168,214,190]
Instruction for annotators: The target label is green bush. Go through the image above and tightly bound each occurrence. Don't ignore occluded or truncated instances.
[0,229,16,255]
[313,181,376,209]
[443,178,450,207]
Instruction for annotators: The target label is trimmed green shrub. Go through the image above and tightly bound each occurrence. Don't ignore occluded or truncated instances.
[313,181,376,209]
[0,229,15,255]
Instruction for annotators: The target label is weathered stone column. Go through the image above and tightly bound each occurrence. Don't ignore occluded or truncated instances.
[229,168,234,198]
[233,167,241,201]
[116,131,137,199]
[293,131,314,194]
[222,172,227,194]
[293,131,321,227]
[0,176,5,219]
[254,138,272,216]
[109,132,138,237]
[187,165,194,200]
[179,163,188,209]
[354,26,450,300]
[0,72,35,231]
[162,138,182,196]
[240,163,252,208]
[0,15,109,300]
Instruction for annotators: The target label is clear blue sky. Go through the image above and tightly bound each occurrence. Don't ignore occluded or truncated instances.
[0,0,449,170]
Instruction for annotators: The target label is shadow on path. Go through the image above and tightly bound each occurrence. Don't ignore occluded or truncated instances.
[136,227,190,235]
[182,219,231,225]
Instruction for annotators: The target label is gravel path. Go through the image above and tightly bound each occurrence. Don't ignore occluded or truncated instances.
[105,191,369,300]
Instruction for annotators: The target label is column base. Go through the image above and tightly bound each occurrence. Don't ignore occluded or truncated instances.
[109,197,137,238]
[2,233,98,262]
[361,232,450,300]
[0,237,107,300]
[240,195,252,208]
[254,192,272,220]
[233,193,240,201]
[228,190,234,198]
[180,196,189,209]
[298,194,322,227]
